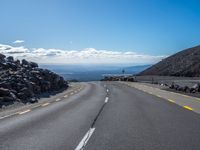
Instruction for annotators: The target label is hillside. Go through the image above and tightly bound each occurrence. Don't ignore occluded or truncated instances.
[139,45,200,77]
[124,65,151,74]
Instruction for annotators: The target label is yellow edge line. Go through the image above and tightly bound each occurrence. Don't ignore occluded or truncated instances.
[195,97,200,102]
[182,94,191,98]
[183,106,193,111]
[156,95,162,98]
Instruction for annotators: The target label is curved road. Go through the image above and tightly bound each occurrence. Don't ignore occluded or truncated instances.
[0,82,200,150]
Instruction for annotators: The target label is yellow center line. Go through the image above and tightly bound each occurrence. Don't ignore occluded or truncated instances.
[41,103,50,107]
[183,106,193,111]
[168,99,175,103]
[18,109,31,115]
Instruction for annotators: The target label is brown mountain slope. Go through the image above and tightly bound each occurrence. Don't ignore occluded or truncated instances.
[139,45,200,77]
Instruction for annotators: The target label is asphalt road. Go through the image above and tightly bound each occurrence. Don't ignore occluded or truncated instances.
[0,82,200,150]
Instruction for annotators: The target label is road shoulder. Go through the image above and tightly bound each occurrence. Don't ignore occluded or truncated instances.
[120,81,200,114]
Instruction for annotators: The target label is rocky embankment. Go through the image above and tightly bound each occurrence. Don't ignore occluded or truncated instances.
[135,76,200,96]
[0,54,68,108]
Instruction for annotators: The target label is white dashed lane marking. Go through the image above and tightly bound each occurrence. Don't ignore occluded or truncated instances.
[105,97,109,103]
[0,114,15,119]
[0,86,84,120]
[56,98,61,101]
[75,128,96,150]
[41,103,50,107]
[18,109,31,115]
[64,95,68,98]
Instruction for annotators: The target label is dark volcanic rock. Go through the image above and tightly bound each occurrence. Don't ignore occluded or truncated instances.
[22,59,29,66]
[30,62,38,68]
[0,88,10,96]
[0,54,6,61]
[7,56,14,62]
[139,45,200,77]
[0,54,68,107]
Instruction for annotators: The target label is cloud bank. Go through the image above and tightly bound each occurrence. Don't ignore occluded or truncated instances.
[0,44,166,64]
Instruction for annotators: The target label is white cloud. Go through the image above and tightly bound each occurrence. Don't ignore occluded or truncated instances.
[13,40,25,44]
[0,44,166,64]
[0,44,29,54]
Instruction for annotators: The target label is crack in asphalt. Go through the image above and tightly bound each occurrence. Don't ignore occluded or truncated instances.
[79,88,109,150]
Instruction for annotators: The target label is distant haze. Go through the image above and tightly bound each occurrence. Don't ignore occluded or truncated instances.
[40,64,150,81]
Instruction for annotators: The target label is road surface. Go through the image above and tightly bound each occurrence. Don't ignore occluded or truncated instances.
[0,81,200,150]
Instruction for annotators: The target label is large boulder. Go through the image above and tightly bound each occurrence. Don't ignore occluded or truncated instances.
[0,54,6,62]
[29,62,38,68]
[0,82,12,89]
[0,96,15,103]
[21,59,29,66]
[6,56,14,62]
[6,62,18,70]
[0,88,10,96]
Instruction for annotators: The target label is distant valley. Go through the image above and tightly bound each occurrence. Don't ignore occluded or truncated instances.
[40,64,150,81]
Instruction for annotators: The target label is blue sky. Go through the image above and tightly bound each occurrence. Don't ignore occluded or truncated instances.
[0,0,200,64]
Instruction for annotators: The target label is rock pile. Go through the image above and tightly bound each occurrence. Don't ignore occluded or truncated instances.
[0,54,68,107]
[169,82,200,93]
[101,76,135,82]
